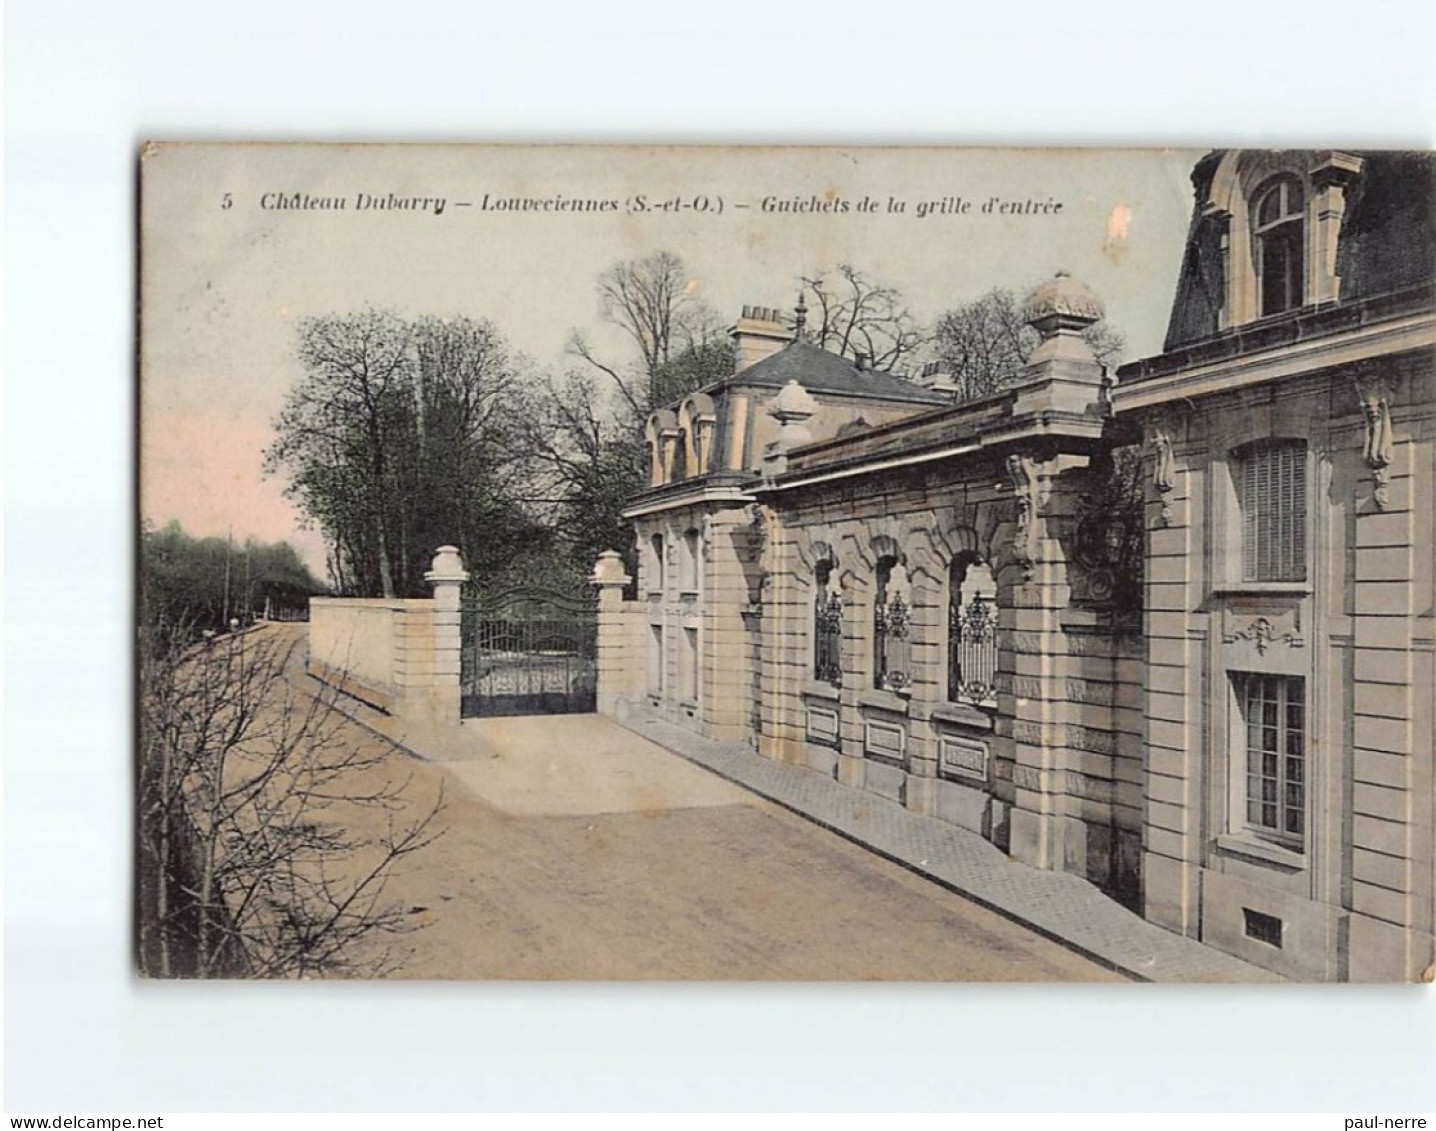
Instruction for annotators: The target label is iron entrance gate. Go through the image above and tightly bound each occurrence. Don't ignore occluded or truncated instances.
[460,586,597,718]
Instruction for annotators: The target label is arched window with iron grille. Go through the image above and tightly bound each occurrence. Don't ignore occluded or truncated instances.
[873,556,911,693]
[813,559,843,687]
[948,556,998,705]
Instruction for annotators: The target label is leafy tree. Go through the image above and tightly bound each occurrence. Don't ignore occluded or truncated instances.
[140,520,326,636]
[932,287,1125,403]
[518,370,648,588]
[650,336,734,408]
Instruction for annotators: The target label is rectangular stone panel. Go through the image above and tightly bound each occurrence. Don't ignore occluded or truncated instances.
[1145,798,1187,836]
[804,704,840,748]
[937,732,989,783]
[1354,747,1410,791]
[1354,582,1413,616]
[1354,814,1410,858]
[1353,781,1410,823]
[864,718,907,762]
[1354,511,1414,550]
[1354,713,1412,755]
[1352,680,1413,722]
[1354,547,1413,583]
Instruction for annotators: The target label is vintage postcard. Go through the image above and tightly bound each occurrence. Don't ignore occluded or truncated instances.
[138,143,1435,982]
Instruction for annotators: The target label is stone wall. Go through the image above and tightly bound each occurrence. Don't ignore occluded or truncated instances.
[1131,359,1435,982]
[753,455,1145,903]
[309,597,418,712]
[307,546,468,724]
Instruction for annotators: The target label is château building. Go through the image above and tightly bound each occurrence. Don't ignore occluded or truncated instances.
[592,149,1435,981]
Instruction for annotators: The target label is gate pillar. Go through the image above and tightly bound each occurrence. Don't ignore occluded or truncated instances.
[422,545,470,722]
[591,550,634,716]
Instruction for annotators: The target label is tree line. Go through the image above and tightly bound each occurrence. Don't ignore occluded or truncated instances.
[141,520,328,635]
[265,252,1127,597]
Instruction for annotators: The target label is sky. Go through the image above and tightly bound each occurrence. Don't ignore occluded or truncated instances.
[140,144,1204,578]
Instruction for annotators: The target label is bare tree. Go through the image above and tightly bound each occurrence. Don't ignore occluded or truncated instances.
[137,622,443,977]
[569,250,725,415]
[515,370,649,584]
[798,263,927,372]
[267,308,414,597]
[267,310,544,598]
[933,287,1126,403]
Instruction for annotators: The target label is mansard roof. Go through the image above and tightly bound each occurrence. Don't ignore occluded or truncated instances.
[710,338,950,406]
[1163,149,1436,351]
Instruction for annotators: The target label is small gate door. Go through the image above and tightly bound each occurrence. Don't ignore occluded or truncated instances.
[460,586,597,718]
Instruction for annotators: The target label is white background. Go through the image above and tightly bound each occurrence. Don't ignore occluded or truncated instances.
[5,0,1436,1113]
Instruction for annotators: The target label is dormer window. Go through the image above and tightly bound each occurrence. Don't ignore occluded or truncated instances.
[1197,151,1362,333]
[1253,177,1306,317]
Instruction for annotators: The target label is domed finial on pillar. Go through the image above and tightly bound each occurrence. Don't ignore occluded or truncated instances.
[762,378,820,480]
[793,292,809,341]
[1021,272,1105,367]
[1023,271,1104,341]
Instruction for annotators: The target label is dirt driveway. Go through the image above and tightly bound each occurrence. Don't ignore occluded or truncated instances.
[312,692,1119,982]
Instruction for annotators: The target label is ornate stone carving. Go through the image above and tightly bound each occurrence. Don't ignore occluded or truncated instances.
[1151,423,1176,526]
[1354,375,1395,510]
[1023,271,1106,331]
[1063,446,1144,617]
[1232,616,1296,655]
[1006,453,1048,582]
[701,515,715,563]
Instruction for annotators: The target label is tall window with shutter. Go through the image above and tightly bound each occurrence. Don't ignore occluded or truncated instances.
[1241,440,1307,583]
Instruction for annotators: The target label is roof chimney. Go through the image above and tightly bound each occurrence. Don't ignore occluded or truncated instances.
[911,359,958,393]
[730,304,791,374]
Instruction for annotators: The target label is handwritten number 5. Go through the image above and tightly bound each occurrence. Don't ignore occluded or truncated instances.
[222,193,233,210]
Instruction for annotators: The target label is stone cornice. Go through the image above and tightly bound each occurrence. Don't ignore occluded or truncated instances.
[622,472,758,518]
[1113,287,1435,415]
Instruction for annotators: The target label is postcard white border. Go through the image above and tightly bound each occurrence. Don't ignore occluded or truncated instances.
[6,0,1436,1113]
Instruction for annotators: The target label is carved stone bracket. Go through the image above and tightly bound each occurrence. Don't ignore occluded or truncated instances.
[1006,453,1051,582]
[1150,423,1177,527]
[701,514,715,563]
[1354,374,1395,510]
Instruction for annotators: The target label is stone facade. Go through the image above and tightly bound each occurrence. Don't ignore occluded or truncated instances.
[1112,150,1436,981]
[595,149,1435,981]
